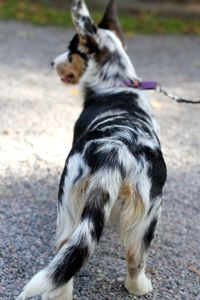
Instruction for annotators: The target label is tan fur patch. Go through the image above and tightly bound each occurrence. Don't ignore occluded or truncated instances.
[56,176,90,252]
[71,176,90,196]
[126,250,144,277]
[126,250,136,275]
[67,176,90,221]
[57,54,85,84]
[118,181,146,277]
[118,181,145,245]
[56,238,68,252]
[95,47,109,64]
[119,181,134,200]
[79,36,88,53]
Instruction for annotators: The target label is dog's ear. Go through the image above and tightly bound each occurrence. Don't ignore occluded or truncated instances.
[98,0,125,47]
[71,0,98,37]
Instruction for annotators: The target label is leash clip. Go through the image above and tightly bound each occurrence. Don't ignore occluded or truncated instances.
[155,83,162,93]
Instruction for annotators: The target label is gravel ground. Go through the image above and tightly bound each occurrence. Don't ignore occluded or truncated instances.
[0,21,200,300]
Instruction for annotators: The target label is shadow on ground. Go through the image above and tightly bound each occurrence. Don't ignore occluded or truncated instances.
[1,163,199,300]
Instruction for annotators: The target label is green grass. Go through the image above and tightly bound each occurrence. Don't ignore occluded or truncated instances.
[0,0,200,34]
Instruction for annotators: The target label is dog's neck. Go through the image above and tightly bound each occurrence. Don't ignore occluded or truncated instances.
[80,57,138,94]
[80,30,139,93]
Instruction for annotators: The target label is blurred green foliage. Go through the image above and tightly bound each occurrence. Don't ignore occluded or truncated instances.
[0,0,200,34]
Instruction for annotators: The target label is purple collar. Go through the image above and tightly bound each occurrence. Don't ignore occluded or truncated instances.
[124,79,158,90]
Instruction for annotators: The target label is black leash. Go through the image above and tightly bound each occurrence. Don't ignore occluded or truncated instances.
[156,84,200,104]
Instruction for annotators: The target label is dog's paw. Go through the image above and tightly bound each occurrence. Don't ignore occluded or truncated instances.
[125,273,153,296]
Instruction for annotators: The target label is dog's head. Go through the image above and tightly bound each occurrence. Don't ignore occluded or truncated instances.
[52,0,124,85]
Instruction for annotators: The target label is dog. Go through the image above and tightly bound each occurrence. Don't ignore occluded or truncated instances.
[17,0,167,299]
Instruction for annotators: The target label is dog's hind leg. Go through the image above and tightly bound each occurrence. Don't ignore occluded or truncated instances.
[41,156,87,300]
[126,198,162,296]
[119,148,166,296]
[119,181,163,296]
[125,248,153,297]
[123,209,161,295]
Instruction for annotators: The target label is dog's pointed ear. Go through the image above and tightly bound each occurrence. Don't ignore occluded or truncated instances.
[98,0,125,47]
[71,0,98,37]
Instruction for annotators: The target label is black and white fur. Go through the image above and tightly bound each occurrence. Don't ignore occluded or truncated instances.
[17,0,167,299]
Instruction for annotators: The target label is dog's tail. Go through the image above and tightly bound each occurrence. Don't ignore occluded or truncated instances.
[17,186,116,300]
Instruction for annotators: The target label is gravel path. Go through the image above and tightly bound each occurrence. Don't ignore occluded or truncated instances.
[0,21,200,300]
